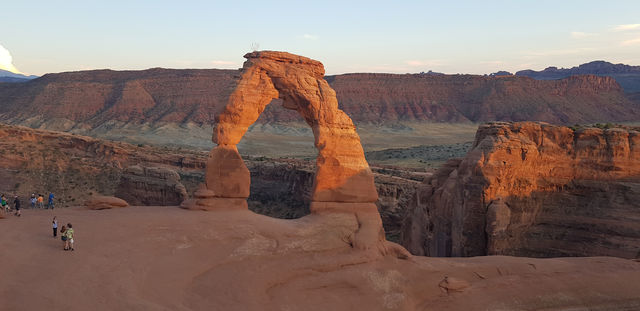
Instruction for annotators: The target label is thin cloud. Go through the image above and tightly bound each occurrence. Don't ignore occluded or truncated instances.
[302,34,318,40]
[614,24,640,31]
[570,31,595,39]
[480,60,504,66]
[211,60,237,65]
[524,47,595,58]
[621,37,640,46]
[405,60,444,67]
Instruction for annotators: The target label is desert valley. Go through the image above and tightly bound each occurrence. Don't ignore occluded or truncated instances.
[2,3,640,309]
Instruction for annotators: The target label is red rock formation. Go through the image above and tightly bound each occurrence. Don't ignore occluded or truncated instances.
[84,195,129,210]
[1,68,638,130]
[183,51,406,255]
[116,165,188,206]
[402,122,640,258]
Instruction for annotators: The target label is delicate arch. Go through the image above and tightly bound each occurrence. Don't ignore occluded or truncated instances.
[181,51,413,255]
[209,51,378,209]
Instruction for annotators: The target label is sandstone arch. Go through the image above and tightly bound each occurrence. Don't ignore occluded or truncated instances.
[184,51,404,253]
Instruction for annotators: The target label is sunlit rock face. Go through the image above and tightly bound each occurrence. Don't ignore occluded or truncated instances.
[182,51,408,256]
[211,51,377,204]
[402,121,640,258]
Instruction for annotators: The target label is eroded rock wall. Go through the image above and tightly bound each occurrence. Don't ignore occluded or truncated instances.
[116,165,188,206]
[402,121,640,258]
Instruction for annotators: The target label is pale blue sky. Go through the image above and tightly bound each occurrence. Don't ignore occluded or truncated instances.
[1,0,640,76]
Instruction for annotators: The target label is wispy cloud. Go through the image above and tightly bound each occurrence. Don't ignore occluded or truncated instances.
[405,60,444,67]
[614,24,640,31]
[211,60,237,65]
[621,37,640,46]
[479,60,504,66]
[570,31,595,39]
[302,34,318,40]
[524,47,595,58]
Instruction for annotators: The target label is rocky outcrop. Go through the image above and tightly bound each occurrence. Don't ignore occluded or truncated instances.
[402,121,640,258]
[116,165,187,206]
[183,51,408,257]
[84,195,129,210]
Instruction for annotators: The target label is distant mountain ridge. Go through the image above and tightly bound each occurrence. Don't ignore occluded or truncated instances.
[515,61,640,93]
[0,68,638,133]
[0,69,38,83]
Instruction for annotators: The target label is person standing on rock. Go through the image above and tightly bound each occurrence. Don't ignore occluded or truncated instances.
[64,223,75,251]
[30,194,36,209]
[13,196,21,217]
[48,192,55,209]
[37,194,44,209]
[60,225,67,249]
[1,195,8,213]
[52,216,58,237]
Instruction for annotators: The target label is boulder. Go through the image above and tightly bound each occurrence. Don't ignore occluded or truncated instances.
[85,196,129,210]
[116,165,188,206]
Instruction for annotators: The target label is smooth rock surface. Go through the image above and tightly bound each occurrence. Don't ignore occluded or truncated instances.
[84,195,129,210]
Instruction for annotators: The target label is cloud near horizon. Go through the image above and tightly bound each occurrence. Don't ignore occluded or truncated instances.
[302,34,318,40]
[570,31,595,39]
[614,24,640,31]
[0,44,22,74]
[405,60,444,67]
[621,37,640,46]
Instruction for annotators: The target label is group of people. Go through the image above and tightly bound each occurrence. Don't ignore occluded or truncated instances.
[30,193,55,209]
[1,192,55,217]
[52,216,75,251]
[2,194,24,217]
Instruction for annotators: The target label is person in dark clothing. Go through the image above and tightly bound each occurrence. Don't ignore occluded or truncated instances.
[14,196,21,217]
[52,216,58,237]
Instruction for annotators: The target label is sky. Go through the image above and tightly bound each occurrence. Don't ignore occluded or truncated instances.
[1,0,640,76]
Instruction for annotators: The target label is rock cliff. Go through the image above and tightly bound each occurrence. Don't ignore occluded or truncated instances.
[402,121,640,258]
[116,165,188,206]
[0,123,417,243]
[1,68,638,131]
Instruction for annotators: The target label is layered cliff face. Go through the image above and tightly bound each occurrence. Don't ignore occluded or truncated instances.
[1,68,638,132]
[116,165,188,206]
[402,122,640,258]
[0,123,417,243]
[329,73,637,124]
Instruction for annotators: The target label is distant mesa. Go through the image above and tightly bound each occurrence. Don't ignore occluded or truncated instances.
[1,60,639,130]
[489,70,512,76]
[516,60,640,93]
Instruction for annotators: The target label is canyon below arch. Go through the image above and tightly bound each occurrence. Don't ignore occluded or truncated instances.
[1,51,640,310]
